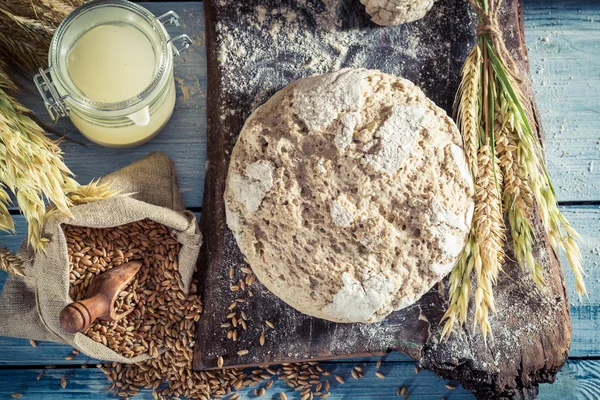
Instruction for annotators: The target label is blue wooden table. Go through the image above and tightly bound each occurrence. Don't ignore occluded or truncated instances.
[1,1,599,398]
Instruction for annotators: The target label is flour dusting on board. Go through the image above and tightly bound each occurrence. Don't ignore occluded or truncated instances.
[201,0,479,367]
[215,0,475,118]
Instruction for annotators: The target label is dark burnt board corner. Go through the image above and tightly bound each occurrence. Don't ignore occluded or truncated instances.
[194,0,571,398]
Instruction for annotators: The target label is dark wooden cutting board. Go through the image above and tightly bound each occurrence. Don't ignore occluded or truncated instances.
[194,0,571,398]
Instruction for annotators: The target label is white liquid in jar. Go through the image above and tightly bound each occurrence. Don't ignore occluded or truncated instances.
[68,24,155,102]
[65,24,175,148]
[69,79,175,148]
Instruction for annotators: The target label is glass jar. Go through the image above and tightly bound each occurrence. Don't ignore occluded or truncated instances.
[34,0,192,148]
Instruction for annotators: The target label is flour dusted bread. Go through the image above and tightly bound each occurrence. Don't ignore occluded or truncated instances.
[224,69,474,323]
[360,0,436,26]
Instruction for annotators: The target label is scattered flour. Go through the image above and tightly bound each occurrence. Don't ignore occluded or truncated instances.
[228,160,274,213]
[322,272,396,322]
[365,105,427,175]
[293,69,366,132]
[330,194,356,227]
[334,112,361,150]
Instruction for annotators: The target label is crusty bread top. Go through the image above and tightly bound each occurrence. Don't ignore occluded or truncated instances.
[224,69,473,324]
[359,0,436,26]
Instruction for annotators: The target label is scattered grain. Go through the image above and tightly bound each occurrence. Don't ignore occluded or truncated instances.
[375,371,385,379]
[60,376,67,389]
[266,321,275,329]
[237,350,249,356]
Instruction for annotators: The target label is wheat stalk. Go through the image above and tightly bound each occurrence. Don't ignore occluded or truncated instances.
[441,233,476,339]
[473,143,505,336]
[65,179,123,205]
[0,67,71,251]
[0,1,118,259]
[515,105,587,295]
[0,246,23,276]
[1,0,81,29]
[0,9,55,71]
[454,46,482,178]
[495,92,544,287]
[0,184,14,232]
[444,0,587,339]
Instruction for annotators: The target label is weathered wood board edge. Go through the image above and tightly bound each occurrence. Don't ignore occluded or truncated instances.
[193,0,475,372]
[417,1,571,399]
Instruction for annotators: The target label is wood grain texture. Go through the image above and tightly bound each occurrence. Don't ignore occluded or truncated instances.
[0,361,475,400]
[0,359,597,399]
[524,0,600,203]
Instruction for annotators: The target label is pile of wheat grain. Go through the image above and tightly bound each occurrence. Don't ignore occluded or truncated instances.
[65,219,196,359]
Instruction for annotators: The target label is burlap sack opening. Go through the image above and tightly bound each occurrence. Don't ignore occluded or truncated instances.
[0,152,202,363]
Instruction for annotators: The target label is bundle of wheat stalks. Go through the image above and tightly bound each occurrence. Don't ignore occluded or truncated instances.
[0,0,115,273]
[442,0,586,340]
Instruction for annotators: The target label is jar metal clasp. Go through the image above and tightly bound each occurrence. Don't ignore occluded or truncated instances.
[33,67,70,123]
[33,7,192,126]
[156,11,193,57]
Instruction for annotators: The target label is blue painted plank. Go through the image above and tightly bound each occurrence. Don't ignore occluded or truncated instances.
[0,359,596,399]
[559,206,600,357]
[0,360,471,400]
[9,2,206,210]
[524,0,600,202]
[539,360,600,400]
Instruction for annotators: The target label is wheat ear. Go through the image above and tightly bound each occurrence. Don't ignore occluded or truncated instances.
[454,46,482,178]
[472,143,505,340]
[0,246,23,276]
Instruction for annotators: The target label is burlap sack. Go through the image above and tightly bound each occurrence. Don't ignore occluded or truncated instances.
[0,152,202,363]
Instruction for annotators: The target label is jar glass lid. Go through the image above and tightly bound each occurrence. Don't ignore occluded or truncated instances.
[49,0,172,115]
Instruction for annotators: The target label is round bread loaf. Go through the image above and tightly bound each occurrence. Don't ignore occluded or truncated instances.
[360,0,436,26]
[224,69,474,324]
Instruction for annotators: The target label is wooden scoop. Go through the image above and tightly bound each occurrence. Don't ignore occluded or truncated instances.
[59,260,143,334]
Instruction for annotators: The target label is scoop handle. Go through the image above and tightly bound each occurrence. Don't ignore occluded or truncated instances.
[59,260,142,334]
[59,295,108,334]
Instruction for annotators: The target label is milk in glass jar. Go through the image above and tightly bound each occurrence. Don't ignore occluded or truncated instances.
[34,0,192,148]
